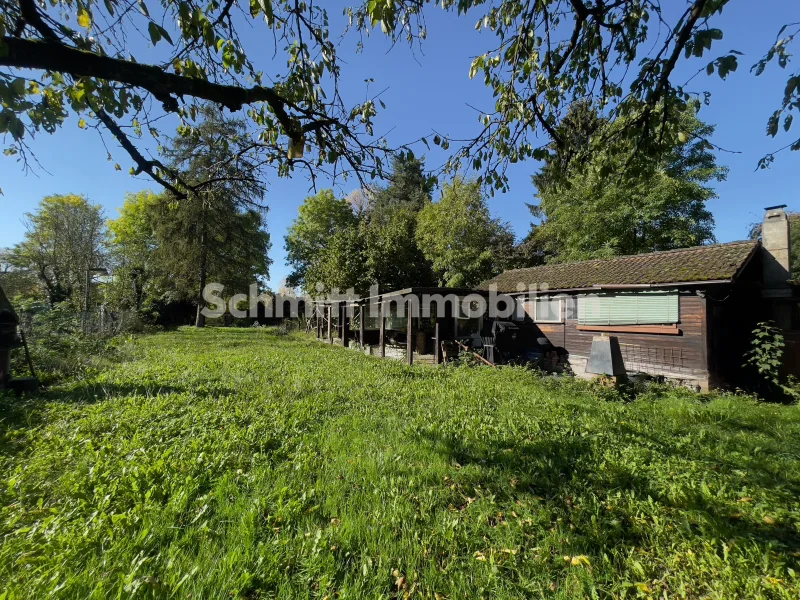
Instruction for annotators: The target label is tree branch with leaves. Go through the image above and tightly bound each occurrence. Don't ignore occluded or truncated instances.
[0,0,392,196]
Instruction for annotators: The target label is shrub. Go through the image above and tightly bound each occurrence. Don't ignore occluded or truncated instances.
[744,321,799,402]
[11,301,121,384]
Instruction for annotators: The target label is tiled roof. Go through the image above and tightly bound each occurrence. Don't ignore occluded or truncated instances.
[479,240,759,292]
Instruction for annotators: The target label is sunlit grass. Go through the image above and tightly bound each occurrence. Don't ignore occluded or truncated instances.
[1,327,799,598]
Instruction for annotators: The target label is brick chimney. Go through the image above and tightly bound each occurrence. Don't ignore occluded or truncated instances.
[762,205,793,328]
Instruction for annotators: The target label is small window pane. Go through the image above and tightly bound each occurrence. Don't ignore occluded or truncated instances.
[565,297,578,320]
[535,298,561,322]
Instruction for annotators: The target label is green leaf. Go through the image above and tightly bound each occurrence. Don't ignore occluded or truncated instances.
[157,24,173,45]
[262,0,274,25]
[10,77,26,96]
[148,21,162,45]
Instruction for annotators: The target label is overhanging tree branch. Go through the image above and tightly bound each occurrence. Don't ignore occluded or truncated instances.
[0,37,302,138]
[92,107,187,197]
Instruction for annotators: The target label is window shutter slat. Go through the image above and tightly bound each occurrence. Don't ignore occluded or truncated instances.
[578,292,679,325]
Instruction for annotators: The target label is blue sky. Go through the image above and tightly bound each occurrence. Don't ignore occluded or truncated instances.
[1,1,798,290]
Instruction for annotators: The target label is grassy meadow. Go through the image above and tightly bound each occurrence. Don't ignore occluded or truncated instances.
[1,327,799,599]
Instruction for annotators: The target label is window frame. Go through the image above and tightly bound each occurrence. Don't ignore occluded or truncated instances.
[527,296,563,324]
[577,292,679,326]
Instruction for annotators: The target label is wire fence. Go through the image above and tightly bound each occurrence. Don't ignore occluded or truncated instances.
[17,306,140,339]
[619,343,690,376]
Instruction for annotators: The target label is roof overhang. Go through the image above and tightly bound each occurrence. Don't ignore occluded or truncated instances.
[501,279,735,296]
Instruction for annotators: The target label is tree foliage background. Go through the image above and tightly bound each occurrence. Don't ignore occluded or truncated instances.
[529,102,725,262]
[2,0,798,198]
[285,155,517,294]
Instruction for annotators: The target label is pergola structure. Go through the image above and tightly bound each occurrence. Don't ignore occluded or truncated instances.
[309,288,490,366]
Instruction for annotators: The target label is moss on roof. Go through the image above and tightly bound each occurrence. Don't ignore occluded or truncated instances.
[479,240,759,293]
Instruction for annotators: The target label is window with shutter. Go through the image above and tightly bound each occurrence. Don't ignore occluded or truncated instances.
[577,292,679,325]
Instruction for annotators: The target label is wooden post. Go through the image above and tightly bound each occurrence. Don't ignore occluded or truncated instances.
[407,307,415,366]
[359,302,366,346]
[342,304,350,348]
[379,300,386,358]
[327,305,333,344]
[434,320,441,364]
[0,349,10,387]
[316,306,321,338]
[453,309,459,341]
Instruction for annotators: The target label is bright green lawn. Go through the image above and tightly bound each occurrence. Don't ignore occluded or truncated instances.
[1,328,800,599]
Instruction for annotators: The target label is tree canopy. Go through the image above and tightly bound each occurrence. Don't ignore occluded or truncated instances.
[285,189,359,292]
[0,0,390,195]
[365,0,800,184]
[416,178,514,287]
[105,190,160,312]
[529,102,725,262]
[10,194,105,306]
[360,153,436,292]
[2,0,798,196]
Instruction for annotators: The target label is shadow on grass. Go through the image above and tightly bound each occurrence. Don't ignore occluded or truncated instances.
[0,379,239,460]
[619,421,800,498]
[417,427,800,561]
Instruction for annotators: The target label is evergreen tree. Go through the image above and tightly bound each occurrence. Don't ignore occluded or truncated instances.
[158,105,271,326]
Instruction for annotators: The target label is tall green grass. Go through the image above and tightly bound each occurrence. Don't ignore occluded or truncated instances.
[1,328,799,598]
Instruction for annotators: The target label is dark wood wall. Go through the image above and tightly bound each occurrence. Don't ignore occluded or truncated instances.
[705,285,765,388]
[532,293,710,381]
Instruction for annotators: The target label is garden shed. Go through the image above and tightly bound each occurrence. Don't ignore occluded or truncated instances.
[480,206,798,390]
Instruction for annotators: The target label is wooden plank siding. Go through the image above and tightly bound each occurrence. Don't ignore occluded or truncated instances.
[533,293,710,383]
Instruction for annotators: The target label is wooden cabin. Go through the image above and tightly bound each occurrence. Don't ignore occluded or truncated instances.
[480,206,797,390]
[310,207,798,391]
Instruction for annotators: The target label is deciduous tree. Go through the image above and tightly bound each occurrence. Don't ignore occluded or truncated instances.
[106,190,160,312]
[285,189,359,292]
[0,0,390,195]
[359,152,436,291]
[363,0,800,182]
[416,178,513,287]
[11,194,105,306]
[530,103,724,262]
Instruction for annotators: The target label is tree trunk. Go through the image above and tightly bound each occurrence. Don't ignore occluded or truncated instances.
[195,224,208,328]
